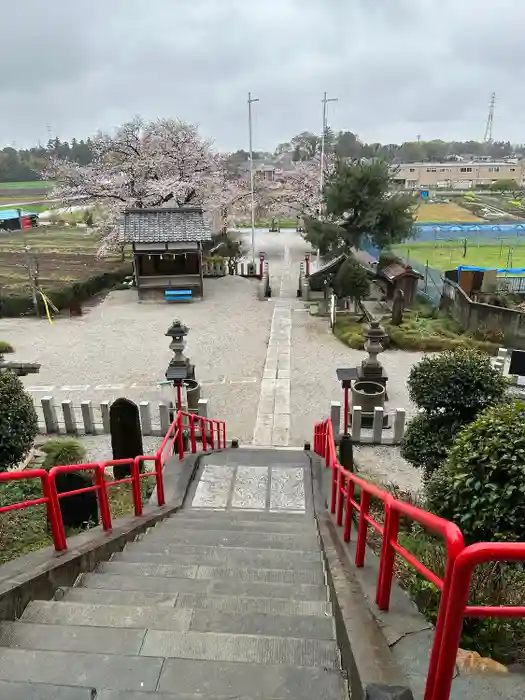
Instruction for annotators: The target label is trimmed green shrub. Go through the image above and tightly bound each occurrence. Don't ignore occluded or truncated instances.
[0,370,38,472]
[407,348,507,417]
[401,413,464,481]
[427,400,525,543]
[0,265,132,318]
[0,341,14,354]
[41,438,86,470]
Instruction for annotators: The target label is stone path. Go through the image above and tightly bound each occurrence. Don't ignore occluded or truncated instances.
[192,463,306,513]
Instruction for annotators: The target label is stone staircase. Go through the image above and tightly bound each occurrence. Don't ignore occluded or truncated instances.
[0,450,347,699]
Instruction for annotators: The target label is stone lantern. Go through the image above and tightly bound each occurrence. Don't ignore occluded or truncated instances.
[164,319,198,411]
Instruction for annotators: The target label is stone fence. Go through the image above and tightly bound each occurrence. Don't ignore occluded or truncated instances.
[329,401,407,446]
[33,396,210,437]
[441,277,525,349]
[202,260,262,278]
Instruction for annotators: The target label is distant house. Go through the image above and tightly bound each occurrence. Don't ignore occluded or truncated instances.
[119,207,212,301]
[0,208,38,232]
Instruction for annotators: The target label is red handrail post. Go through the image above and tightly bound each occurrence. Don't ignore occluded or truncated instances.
[343,387,349,434]
[189,413,197,454]
[42,473,67,551]
[154,455,166,506]
[131,457,143,517]
[177,414,184,460]
[429,550,474,700]
[209,421,216,450]
[343,477,354,542]
[355,490,372,568]
[376,499,399,609]
[46,470,68,551]
[222,422,226,448]
[200,416,208,451]
[330,463,338,514]
[336,468,345,526]
[94,465,112,532]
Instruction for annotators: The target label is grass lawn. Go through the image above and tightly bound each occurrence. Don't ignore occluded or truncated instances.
[393,239,525,272]
[0,181,53,190]
[416,201,484,223]
[0,203,49,213]
[334,302,499,352]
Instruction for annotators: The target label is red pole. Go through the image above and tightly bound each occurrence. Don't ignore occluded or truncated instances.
[429,551,473,700]
[336,469,345,526]
[355,491,372,568]
[177,414,184,459]
[42,473,66,551]
[344,387,349,434]
[305,254,310,277]
[154,455,165,506]
[331,464,338,514]
[343,478,354,542]
[200,417,208,451]
[176,383,182,411]
[94,465,112,532]
[190,413,197,453]
[376,502,399,607]
[131,457,143,516]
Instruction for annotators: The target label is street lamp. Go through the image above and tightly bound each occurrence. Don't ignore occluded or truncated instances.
[248,92,259,265]
[319,92,338,203]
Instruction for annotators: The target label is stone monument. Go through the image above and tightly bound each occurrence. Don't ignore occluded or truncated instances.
[357,319,389,392]
[391,288,404,326]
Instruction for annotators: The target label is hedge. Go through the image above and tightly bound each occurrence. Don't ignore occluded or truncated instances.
[0,264,132,317]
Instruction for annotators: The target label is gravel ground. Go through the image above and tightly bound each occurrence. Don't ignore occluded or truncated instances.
[3,228,423,491]
[1,274,272,445]
[289,304,422,445]
[354,445,423,493]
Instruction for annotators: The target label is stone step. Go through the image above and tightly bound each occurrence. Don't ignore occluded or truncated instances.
[162,516,316,534]
[22,600,335,640]
[60,587,332,617]
[83,571,328,602]
[125,540,323,565]
[22,600,192,632]
[138,629,340,669]
[176,510,311,524]
[0,620,339,669]
[103,558,324,585]
[139,528,318,551]
[0,648,165,692]
[0,680,95,700]
[157,657,345,699]
[117,546,324,572]
[0,621,145,655]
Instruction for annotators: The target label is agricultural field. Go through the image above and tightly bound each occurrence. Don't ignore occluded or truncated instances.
[0,203,49,213]
[0,227,130,315]
[415,201,484,223]
[393,239,525,272]
[0,181,53,190]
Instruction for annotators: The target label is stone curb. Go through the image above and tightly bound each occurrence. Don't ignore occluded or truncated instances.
[0,452,204,622]
[308,452,414,700]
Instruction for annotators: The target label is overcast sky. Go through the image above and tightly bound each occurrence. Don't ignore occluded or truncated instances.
[1,0,524,151]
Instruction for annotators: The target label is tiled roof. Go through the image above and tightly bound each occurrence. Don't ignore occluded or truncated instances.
[119,207,212,243]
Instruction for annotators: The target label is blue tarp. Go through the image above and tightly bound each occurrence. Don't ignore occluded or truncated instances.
[0,209,35,222]
[457,265,525,274]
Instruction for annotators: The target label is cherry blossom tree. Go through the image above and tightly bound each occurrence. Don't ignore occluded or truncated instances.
[45,117,232,253]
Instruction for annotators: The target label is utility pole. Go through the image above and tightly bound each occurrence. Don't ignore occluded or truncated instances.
[319,92,338,208]
[248,92,259,265]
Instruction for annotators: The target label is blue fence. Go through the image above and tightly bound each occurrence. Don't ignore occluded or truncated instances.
[413,222,525,242]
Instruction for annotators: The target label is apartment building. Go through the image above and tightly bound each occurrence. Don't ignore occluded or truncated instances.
[393,160,525,190]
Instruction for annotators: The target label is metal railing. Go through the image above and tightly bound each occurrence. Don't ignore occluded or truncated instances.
[314,417,525,700]
[0,409,227,553]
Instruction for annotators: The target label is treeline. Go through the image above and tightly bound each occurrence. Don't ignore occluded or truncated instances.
[275,130,523,163]
[0,138,93,183]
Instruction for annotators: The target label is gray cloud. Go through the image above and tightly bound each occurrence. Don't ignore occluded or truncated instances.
[0,0,523,150]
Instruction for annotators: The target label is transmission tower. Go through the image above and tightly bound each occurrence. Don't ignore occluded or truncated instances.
[483,92,496,144]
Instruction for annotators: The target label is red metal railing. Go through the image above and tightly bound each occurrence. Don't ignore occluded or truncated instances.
[0,409,227,554]
[314,417,525,700]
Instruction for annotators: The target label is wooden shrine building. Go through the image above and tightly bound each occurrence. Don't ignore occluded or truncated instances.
[121,207,212,301]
